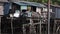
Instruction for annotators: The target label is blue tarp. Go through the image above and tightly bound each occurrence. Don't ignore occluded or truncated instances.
[4,2,11,15]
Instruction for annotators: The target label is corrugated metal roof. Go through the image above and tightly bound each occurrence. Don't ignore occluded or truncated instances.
[10,0,20,2]
[44,3,60,8]
[14,1,46,8]
[0,0,8,2]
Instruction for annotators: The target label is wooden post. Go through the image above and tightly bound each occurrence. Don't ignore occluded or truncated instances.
[0,16,2,34]
[40,19,41,34]
[22,25,26,34]
[11,17,14,34]
[53,20,56,34]
[29,18,36,34]
[47,0,50,34]
[29,18,33,34]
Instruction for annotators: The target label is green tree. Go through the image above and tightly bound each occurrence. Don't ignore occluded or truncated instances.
[23,0,60,5]
[57,0,60,5]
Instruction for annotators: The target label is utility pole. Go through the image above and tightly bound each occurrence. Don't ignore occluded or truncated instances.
[47,0,50,34]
